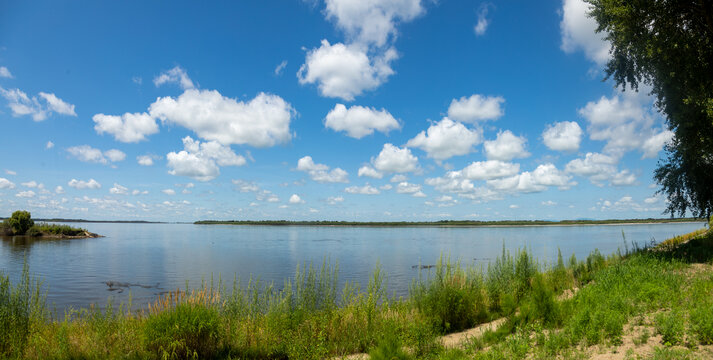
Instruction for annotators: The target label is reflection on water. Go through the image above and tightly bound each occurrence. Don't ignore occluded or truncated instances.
[0,222,705,312]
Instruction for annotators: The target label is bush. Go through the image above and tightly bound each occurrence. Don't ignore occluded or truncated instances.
[368,333,412,360]
[9,210,34,235]
[143,302,223,359]
[0,262,46,357]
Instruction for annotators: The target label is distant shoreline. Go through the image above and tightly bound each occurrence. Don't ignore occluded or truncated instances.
[193,218,706,228]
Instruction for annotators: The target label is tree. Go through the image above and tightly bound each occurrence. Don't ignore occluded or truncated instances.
[9,210,34,235]
[586,0,713,217]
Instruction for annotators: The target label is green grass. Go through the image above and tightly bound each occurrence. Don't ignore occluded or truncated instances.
[1,228,712,359]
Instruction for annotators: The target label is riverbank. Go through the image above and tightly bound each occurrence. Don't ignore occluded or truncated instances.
[195,217,704,227]
[1,227,711,359]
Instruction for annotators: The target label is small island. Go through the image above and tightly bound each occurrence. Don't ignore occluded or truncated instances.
[1,210,100,239]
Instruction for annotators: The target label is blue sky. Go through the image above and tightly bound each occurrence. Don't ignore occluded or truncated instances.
[0,0,676,222]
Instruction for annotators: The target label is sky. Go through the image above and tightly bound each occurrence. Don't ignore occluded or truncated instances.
[0,0,677,222]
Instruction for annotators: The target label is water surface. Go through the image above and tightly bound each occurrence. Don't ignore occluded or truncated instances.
[0,222,704,312]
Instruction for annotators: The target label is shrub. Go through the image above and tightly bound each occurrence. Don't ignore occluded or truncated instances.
[143,302,223,359]
[0,219,12,236]
[368,333,412,360]
[9,210,34,235]
[0,262,46,357]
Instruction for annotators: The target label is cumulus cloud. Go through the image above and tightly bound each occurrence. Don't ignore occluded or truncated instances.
[578,89,670,158]
[0,87,76,121]
[390,174,407,182]
[55,186,64,194]
[460,160,520,180]
[16,190,35,198]
[486,163,574,193]
[395,181,421,194]
[483,130,530,161]
[93,112,159,143]
[232,179,260,193]
[358,165,383,179]
[296,156,349,183]
[560,0,610,66]
[67,145,125,165]
[372,143,419,174]
[46,141,54,149]
[323,0,423,47]
[68,178,101,190]
[153,66,195,90]
[150,89,294,147]
[0,66,12,78]
[110,183,129,195]
[298,40,397,101]
[137,154,161,166]
[407,118,482,160]
[542,121,582,152]
[447,94,504,123]
[611,169,637,186]
[0,178,15,189]
[325,103,400,138]
[289,194,305,204]
[344,184,380,195]
[564,152,635,186]
[21,181,38,188]
[166,136,247,181]
[162,189,176,195]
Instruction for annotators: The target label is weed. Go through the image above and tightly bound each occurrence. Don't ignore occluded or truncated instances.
[656,310,685,346]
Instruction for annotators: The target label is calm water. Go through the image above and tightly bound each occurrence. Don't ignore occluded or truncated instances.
[0,222,705,312]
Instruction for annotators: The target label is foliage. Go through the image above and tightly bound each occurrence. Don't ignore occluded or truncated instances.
[0,262,47,358]
[587,0,713,217]
[144,302,223,359]
[655,310,685,346]
[9,210,34,235]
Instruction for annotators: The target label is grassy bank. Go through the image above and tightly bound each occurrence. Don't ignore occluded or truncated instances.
[1,220,90,238]
[194,218,704,227]
[1,228,712,359]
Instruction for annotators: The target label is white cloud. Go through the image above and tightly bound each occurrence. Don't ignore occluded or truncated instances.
[150,89,294,147]
[542,200,557,206]
[166,136,246,181]
[542,121,582,152]
[473,4,490,36]
[447,94,505,123]
[46,141,54,149]
[296,156,349,183]
[344,184,380,195]
[509,204,519,209]
[289,194,305,204]
[407,118,482,160]
[0,87,76,121]
[298,40,396,101]
[483,130,530,161]
[560,0,610,66]
[395,181,421,194]
[372,143,419,174]
[379,184,393,190]
[0,66,12,78]
[641,129,674,159]
[325,103,400,138]
[327,196,344,205]
[21,181,38,188]
[16,190,35,198]
[611,169,637,186]
[153,66,195,90]
[390,174,407,183]
[93,112,159,143]
[460,160,520,180]
[162,189,176,195]
[274,60,288,76]
[67,145,125,164]
[0,178,15,189]
[485,163,574,194]
[137,154,160,166]
[358,165,383,179]
[110,183,129,195]
[323,0,423,47]
[68,178,101,190]
[132,76,142,85]
[564,152,623,186]
[232,179,260,193]
[4,170,16,175]
[55,186,64,194]
[104,149,126,162]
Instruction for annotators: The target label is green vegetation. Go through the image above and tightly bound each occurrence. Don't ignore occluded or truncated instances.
[1,228,712,359]
[586,0,713,217]
[0,210,89,238]
[195,217,704,227]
